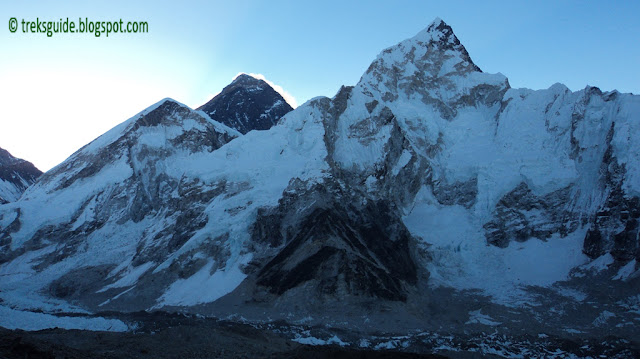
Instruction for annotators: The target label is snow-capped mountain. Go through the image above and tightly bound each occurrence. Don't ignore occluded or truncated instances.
[0,18,638,342]
[0,147,41,204]
[197,74,293,134]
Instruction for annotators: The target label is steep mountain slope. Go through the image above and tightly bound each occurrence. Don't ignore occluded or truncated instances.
[0,98,245,310]
[0,92,330,313]
[0,147,41,204]
[197,74,293,134]
[318,19,640,296]
[0,19,638,343]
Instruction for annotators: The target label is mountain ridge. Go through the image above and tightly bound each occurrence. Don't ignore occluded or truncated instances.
[0,19,638,346]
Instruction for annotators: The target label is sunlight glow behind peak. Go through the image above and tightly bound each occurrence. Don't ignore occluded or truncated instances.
[233,72,298,109]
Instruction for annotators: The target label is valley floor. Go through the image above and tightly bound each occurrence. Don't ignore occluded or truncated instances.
[0,311,637,358]
[0,311,445,359]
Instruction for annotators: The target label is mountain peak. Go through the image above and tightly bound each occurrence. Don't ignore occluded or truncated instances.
[232,73,263,84]
[0,146,42,203]
[427,16,444,29]
[0,147,18,166]
[412,18,481,72]
[423,17,453,41]
[197,74,293,134]
[356,18,507,119]
[360,18,483,89]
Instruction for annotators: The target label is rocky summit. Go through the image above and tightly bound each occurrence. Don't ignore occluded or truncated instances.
[0,18,638,357]
[197,73,293,134]
[0,147,41,204]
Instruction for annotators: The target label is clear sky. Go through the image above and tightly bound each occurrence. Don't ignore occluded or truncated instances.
[1,1,638,171]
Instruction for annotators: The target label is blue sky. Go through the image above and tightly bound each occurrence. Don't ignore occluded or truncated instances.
[1,1,639,171]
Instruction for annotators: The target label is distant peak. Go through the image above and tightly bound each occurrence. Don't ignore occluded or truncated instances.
[228,72,298,108]
[158,97,180,105]
[411,18,481,72]
[197,73,294,134]
[428,17,444,28]
[425,17,454,37]
[232,73,265,85]
[153,98,190,111]
[413,17,457,45]
[0,147,15,162]
[355,17,502,111]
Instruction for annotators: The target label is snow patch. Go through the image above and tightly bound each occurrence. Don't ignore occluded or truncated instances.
[613,259,639,281]
[403,192,588,304]
[97,262,154,292]
[581,253,615,272]
[0,305,128,332]
[593,310,616,326]
[292,334,347,346]
[465,310,501,326]
[392,150,412,176]
[156,257,249,307]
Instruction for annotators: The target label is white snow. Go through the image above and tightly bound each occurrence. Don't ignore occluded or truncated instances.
[365,175,378,192]
[554,287,587,302]
[70,98,182,157]
[332,98,393,171]
[564,328,584,334]
[465,310,501,326]
[70,195,97,231]
[292,334,348,347]
[392,150,412,176]
[403,189,588,303]
[618,295,640,315]
[0,206,18,227]
[581,253,615,272]
[156,257,249,307]
[0,216,156,314]
[0,305,128,332]
[292,336,326,345]
[613,259,639,281]
[97,262,154,292]
[374,341,399,350]
[0,178,24,202]
[592,310,616,326]
[12,157,134,250]
[327,335,348,346]
[610,94,640,196]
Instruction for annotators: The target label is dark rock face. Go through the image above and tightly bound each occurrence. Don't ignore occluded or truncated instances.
[49,265,115,299]
[484,183,576,248]
[0,147,42,203]
[197,74,293,134]
[242,86,422,303]
[253,180,417,302]
[433,177,478,209]
[584,175,640,262]
[583,177,640,262]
